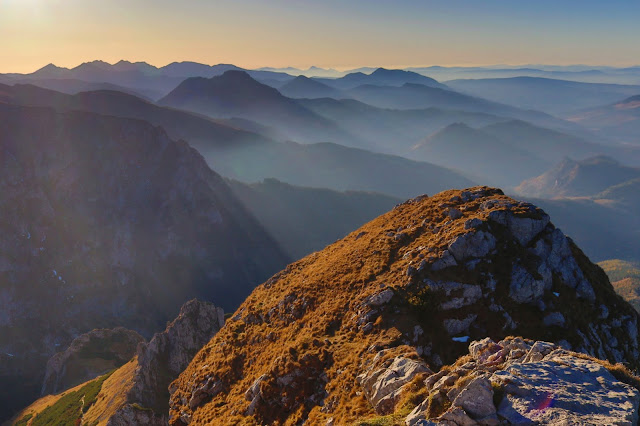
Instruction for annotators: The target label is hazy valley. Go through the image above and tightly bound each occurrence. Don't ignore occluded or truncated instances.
[2,49,640,425]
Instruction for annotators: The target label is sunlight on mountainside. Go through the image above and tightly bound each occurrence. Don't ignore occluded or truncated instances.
[1,1,640,424]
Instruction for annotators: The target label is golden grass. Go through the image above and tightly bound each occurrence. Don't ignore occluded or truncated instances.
[168,187,636,425]
[10,381,89,425]
[82,357,139,426]
[598,259,640,282]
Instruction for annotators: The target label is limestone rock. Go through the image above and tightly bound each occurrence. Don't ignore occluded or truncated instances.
[127,300,224,417]
[448,231,496,263]
[452,377,495,419]
[107,403,165,426]
[443,315,477,336]
[357,353,432,414]
[509,263,549,304]
[494,352,640,425]
[406,338,640,426]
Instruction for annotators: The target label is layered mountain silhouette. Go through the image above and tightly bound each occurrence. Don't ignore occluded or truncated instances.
[412,120,640,188]
[0,104,288,419]
[278,75,344,99]
[413,123,549,186]
[0,83,270,149]
[343,82,582,134]
[209,141,475,199]
[314,67,448,90]
[447,77,640,114]
[596,177,640,212]
[567,94,640,143]
[297,97,508,154]
[517,155,640,198]
[159,70,359,145]
[0,83,475,199]
[0,60,296,101]
[228,178,401,259]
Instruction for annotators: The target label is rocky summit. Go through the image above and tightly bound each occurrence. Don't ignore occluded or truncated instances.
[167,187,640,425]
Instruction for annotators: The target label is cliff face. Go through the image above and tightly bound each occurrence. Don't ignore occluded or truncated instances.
[167,187,640,425]
[83,299,225,425]
[0,104,288,419]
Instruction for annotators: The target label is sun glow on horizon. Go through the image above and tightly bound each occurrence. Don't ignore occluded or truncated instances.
[1,0,639,73]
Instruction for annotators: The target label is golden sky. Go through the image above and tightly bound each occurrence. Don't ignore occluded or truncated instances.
[2,0,639,73]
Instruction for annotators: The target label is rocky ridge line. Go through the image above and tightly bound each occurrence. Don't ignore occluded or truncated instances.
[398,337,640,425]
[167,187,640,425]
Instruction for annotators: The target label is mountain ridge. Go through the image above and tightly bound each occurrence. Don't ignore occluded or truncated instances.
[168,187,640,424]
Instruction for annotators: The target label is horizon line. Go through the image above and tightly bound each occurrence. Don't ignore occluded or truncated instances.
[4,59,640,75]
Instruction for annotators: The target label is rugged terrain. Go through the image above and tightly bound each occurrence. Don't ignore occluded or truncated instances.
[0,104,288,419]
[40,327,144,396]
[12,299,224,426]
[168,187,640,425]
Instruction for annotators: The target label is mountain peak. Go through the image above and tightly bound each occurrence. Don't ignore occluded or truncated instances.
[37,63,65,72]
[517,155,640,198]
[220,69,256,81]
[618,94,640,105]
[169,186,640,425]
[371,67,406,75]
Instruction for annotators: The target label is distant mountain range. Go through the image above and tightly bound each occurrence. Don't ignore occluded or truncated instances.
[411,120,633,189]
[0,82,474,199]
[413,122,548,187]
[340,81,585,134]
[210,140,475,200]
[261,64,640,85]
[446,77,640,114]
[297,97,508,154]
[312,67,447,90]
[0,60,295,100]
[228,178,401,259]
[257,65,346,78]
[517,155,640,198]
[408,65,640,85]
[158,70,358,145]
[0,82,269,149]
[567,95,640,143]
[279,75,344,99]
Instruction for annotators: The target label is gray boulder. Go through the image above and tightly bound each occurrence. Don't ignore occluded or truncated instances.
[493,352,640,425]
[357,353,432,414]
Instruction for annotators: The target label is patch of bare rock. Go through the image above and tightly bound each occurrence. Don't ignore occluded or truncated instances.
[107,299,225,425]
[405,337,640,425]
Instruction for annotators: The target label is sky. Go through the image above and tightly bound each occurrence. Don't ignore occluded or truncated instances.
[1,0,640,73]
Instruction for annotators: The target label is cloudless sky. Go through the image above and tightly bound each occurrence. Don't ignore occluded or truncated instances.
[1,0,639,72]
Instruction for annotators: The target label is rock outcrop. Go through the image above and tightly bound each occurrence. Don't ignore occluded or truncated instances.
[14,299,225,425]
[41,327,144,395]
[167,187,640,425]
[406,337,640,425]
[88,300,225,425]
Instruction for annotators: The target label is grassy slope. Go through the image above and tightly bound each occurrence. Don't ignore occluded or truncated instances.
[599,260,640,312]
[12,371,114,426]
